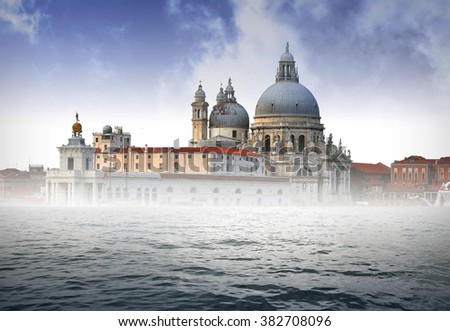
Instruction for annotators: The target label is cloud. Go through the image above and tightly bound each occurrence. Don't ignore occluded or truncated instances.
[0,0,42,43]
[163,0,450,164]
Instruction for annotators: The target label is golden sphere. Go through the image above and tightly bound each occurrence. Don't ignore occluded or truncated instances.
[72,122,82,133]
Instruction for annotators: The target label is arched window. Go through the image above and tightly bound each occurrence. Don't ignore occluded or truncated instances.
[290,135,295,147]
[190,187,197,194]
[235,188,241,194]
[213,187,219,194]
[174,162,179,173]
[256,189,262,195]
[299,135,305,152]
[107,187,112,200]
[115,187,121,199]
[264,135,271,152]
[123,187,129,200]
[144,188,150,202]
[277,189,283,195]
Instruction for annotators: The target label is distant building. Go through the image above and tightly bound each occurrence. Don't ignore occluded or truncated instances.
[0,165,46,202]
[46,43,352,206]
[386,155,450,205]
[350,162,390,203]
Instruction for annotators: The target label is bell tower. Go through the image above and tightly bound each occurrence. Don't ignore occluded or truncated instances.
[190,82,209,147]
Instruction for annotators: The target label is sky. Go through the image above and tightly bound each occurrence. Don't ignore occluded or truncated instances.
[0,0,449,170]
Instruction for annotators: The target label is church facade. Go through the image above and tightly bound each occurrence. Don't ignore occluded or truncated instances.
[46,44,351,206]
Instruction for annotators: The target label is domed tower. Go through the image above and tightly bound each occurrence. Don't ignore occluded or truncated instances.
[190,82,209,147]
[251,42,324,153]
[209,78,249,147]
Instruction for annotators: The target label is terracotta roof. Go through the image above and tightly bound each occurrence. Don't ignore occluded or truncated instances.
[392,155,436,165]
[97,146,263,157]
[104,147,173,153]
[174,146,263,157]
[0,168,30,178]
[437,156,450,165]
[351,162,390,174]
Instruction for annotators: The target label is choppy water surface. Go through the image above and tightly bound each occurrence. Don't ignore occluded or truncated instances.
[0,206,449,310]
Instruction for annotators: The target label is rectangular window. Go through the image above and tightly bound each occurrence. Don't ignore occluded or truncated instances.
[232,130,237,138]
[175,155,179,159]
[135,163,139,170]
[104,158,107,163]
[124,155,127,159]
[104,144,107,150]
[95,137,99,142]
[136,154,139,160]
[96,164,100,170]
[85,158,89,170]
[188,154,192,159]
[148,163,151,170]
[202,154,206,159]
[68,158,74,170]
[148,154,151,159]
[96,155,100,159]
[159,163,163,169]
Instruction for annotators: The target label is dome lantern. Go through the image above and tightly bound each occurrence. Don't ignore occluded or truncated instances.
[255,43,319,118]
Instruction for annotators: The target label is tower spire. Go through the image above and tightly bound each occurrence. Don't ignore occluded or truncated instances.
[285,41,289,53]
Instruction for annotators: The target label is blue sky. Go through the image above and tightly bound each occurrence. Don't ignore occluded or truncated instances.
[1,0,449,169]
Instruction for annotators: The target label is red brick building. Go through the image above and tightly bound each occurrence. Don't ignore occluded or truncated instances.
[387,155,450,205]
[350,162,391,203]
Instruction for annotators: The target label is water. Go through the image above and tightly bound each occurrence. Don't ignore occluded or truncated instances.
[0,206,449,310]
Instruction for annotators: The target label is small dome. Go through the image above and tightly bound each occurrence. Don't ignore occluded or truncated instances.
[216,87,225,102]
[225,78,234,93]
[103,125,112,134]
[255,81,320,117]
[195,84,205,97]
[210,103,249,129]
[280,51,294,62]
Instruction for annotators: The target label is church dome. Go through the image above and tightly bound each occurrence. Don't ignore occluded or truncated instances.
[280,51,294,62]
[210,102,249,129]
[195,83,205,97]
[255,43,320,118]
[255,81,320,117]
[103,125,112,134]
[210,78,249,129]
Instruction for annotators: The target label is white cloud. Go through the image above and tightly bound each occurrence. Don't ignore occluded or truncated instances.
[0,0,42,43]
[171,0,450,165]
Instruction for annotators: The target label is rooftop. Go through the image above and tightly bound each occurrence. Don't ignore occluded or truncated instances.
[352,162,390,174]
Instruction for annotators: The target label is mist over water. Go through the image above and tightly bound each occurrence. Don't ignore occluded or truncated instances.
[0,206,449,310]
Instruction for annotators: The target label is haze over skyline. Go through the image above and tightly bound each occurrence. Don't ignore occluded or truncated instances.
[1,0,449,170]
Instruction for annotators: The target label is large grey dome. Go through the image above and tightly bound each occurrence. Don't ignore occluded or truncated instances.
[210,103,249,129]
[255,81,320,117]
